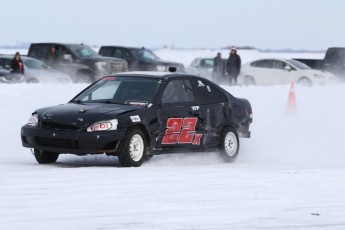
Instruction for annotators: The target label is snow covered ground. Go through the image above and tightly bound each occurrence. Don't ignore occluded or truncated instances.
[1,49,345,229]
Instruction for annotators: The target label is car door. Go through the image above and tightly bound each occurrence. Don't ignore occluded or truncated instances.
[249,60,272,85]
[270,60,293,85]
[155,78,206,149]
[191,77,230,148]
[251,59,289,85]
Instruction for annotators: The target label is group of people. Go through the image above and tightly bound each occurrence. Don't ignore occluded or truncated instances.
[212,46,241,85]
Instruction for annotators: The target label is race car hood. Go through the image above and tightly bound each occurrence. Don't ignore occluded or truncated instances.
[37,103,142,126]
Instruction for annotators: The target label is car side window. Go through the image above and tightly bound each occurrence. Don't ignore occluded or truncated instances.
[251,60,270,68]
[161,79,196,105]
[192,78,227,104]
[200,59,213,68]
[114,49,122,59]
[121,49,131,60]
[29,45,52,60]
[272,60,286,70]
[99,47,113,57]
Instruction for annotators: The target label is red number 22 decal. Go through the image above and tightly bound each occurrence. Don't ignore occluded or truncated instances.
[162,117,202,145]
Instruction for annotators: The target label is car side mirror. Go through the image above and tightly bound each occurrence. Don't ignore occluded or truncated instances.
[284,65,292,71]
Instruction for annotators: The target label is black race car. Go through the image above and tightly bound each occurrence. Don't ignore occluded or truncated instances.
[21,71,252,167]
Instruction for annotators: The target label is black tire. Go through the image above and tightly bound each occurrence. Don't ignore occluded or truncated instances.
[219,127,239,162]
[244,76,256,86]
[33,149,59,164]
[117,128,147,167]
[297,77,312,87]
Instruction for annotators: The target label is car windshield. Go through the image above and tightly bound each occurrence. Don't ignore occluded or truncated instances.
[72,76,160,105]
[23,58,50,70]
[286,59,311,70]
[69,45,99,57]
[131,49,159,61]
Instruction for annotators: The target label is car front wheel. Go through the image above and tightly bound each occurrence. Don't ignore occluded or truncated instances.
[219,127,239,162]
[297,77,312,87]
[117,128,147,167]
[33,149,59,164]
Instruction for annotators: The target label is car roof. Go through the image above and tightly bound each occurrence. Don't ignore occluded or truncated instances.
[31,43,91,47]
[111,71,193,79]
[250,58,291,62]
[0,54,38,61]
[101,46,149,51]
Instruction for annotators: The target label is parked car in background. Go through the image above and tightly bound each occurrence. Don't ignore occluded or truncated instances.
[0,64,25,83]
[294,47,345,81]
[239,58,335,86]
[28,43,128,83]
[0,55,72,83]
[21,71,252,167]
[186,57,227,80]
[99,46,185,72]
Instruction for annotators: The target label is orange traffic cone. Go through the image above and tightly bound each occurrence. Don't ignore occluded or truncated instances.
[286,82,297,114]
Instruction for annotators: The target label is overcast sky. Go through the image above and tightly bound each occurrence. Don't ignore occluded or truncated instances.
[2,0,345,50]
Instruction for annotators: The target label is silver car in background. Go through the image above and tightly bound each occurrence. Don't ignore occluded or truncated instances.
[0,55,72,83]
[186,57,215,79]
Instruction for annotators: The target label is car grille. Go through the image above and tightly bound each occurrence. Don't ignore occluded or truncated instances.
[35,137,79,149]
[41,121,80,131]
[108,61,128,73]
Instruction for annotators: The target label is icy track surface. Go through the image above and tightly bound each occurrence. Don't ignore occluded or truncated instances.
[1,83,345,230]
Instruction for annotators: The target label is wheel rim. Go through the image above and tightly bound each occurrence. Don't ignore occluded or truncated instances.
[129,134,144,162]
[224,132,238,157]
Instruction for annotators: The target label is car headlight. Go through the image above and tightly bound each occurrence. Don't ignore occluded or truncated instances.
[156,65,167,72]
[95,61,107,70]
[313,73,325,79]
[27,114,38,126]
[87,119,118,132]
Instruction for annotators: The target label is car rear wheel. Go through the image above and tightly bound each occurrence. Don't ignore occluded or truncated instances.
[219,127,239,162]
[244,76,256,86]
[117,128,147,167]
[33,149,59,164]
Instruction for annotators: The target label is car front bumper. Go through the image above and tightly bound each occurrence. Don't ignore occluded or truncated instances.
[21,125,127,155]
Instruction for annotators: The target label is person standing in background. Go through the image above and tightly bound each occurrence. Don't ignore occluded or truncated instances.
[11,52,24,74]
[226,46,241,85]
[212,52,225,83]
